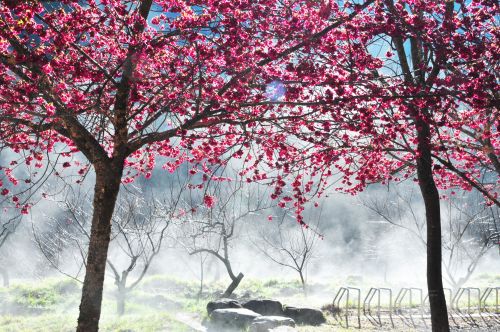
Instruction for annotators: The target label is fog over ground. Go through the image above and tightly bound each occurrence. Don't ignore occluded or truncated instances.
[3,164,498,292]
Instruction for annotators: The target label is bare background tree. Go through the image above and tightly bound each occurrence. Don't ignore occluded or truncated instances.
[252,207,323,295]
[362,185,500,291]
[33,184,172,315]
[175,178,273,298]
[0,214,22,287]
[0,148,59,287]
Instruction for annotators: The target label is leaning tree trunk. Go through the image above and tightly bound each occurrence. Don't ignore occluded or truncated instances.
[416,119,450,332]
[222,272,244,298]
[77,163,123,332]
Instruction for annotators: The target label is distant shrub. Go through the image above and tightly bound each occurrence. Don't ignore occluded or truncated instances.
[264,279,279,287]
[12,285,58,308]
[51,279,80,294]
[0,278,79,314]
[345,275,363,285]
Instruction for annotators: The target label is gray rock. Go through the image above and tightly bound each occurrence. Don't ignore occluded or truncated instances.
[206,298,242,315]
[249,316,296,332]
[283,306,326,326]
[243,299,284,316]
[210,308,261,329]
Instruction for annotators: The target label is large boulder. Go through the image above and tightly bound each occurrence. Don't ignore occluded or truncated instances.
[243,299,284,316]
[249,316,296,332]
[206,298,242,315]
[283,306,326,326]
[210,308,261,329]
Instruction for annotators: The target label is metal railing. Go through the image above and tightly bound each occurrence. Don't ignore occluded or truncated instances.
[394,287,426,328]
[479,287,500,326]
[363,287,394,328]
[332,286,361,328]
[329,286,500,329]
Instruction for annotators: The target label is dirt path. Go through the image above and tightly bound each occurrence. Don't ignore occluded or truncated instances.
[175,313,207,332]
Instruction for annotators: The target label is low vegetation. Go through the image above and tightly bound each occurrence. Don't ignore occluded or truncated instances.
[0,275,356,331]
[1,273,499,331]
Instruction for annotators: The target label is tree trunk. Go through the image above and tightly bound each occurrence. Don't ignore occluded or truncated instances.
[116,288,126,316]
[222,272,243,298]
[77,164,123,332]
[299,271,307,296]
[416,119,450,332]
[0,267,8,287]
[198,255,204,301]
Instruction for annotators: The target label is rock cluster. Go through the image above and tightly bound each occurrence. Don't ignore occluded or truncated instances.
[206,298,242,314]
[206,298,326,332]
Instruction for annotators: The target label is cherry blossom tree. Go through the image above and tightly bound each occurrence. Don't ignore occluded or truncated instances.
[0,1,373,331]
[3,1,494,331]
[254,1,497,330]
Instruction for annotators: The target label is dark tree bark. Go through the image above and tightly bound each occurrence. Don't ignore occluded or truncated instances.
[76,162,123,332]
[222,272,244,298]
[416,118,450,332]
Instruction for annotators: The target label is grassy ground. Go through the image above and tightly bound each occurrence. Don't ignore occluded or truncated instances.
[0,274,499,331]
[0,277,199,332]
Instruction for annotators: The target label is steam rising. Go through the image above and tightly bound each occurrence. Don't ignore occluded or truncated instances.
[0,164,498,328]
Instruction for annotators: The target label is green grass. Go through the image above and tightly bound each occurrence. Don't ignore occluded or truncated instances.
[100,313,193,332]
[0,312,194,332]
[237,278,306,298]
[6,274,496,331]
[469,273,500,287]
[179,298,208,316]
[0,314,75,332]
[0,276,203,332]
[0,278,80,315]
[0,275,330,331]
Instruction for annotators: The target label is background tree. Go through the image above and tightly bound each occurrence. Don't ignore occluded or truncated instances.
[0,214,19,287]
[0,147,56,287]
[33,184,171,315]
[0,1,371,330]
[252,208,323,295]
[363,185,500,291]
[176,177,272,298]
